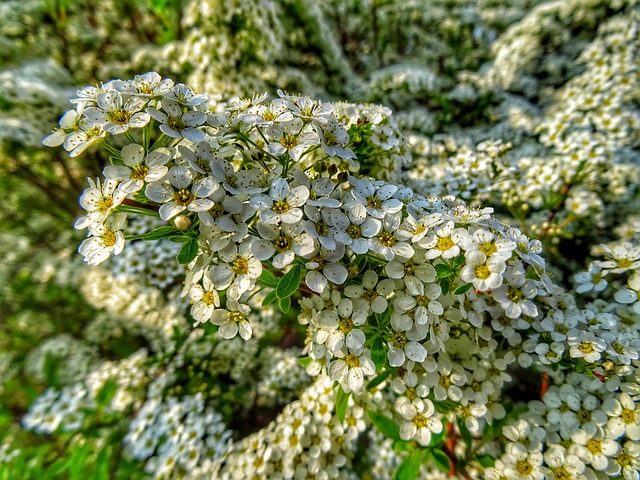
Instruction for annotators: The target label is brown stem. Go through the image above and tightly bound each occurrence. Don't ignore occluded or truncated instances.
[121,198,160,212]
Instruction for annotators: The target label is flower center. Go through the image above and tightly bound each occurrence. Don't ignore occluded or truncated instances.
[274,235,292,253]
[479,242,497,256]
[280,134,298,150]
[131,164,149,180]
[228,310,246,323]
[202,291,217,305]
[403,260,416,276]
[392,332,408,348]
[438,375,452,389]
[507,287,523,302]
[577,409,591,423]
[168,117,186,131]
[209,202,225,219]
[621,408,636,424]
[339,317,354,334]
[173,188,194,206]
[617,258,633,268]
[578,342,595,354]
[618,454,633,467]
[107,109,132,125]
[413,414,428,428]
[367,195,382,210]
[102,229,117,247]
[232,256,249,275]
[475,265,490,279]
[516,460,533,475]
[379,231,396,247]
[587,439,602,455]
[347,224,362,239]
[97,196,114,214]
[437,236,454,251]
[416,295,429,307]
[553,467,571,480]
[272,199,290,214]
[345,353,360,368]
[363,289,378,302]
[315,221,329,236]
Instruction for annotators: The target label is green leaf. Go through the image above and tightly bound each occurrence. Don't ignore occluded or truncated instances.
[96,380,118,407]
[371,337,387,370]
[336,386,350,423]
[276,265,301,299]
[457,418,473,453]
[139,226,179,241]
[440,278,450,295]
[453,283,473,295]
[258,270,279,288]
[367,410,402,442]
[394,449,423,480]
[432,448,451,473]
[436,268,453,278]
[177,239,199,264]
[367,369,391,390]
[279,296,291,313]
[262,290,277,307]
[298,357,312,368]
[475,454,495,468]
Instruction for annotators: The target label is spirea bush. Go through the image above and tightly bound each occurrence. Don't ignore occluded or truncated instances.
[31,51,639,479]
[2,1,639,479]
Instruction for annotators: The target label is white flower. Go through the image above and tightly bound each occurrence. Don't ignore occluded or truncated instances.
[163,83,208,106]
[328,349,376,392]
[75,178,128,230]
[314,119,355,160]
[118,72,174,98]
[239,98,293,126]
[251,222,315,269]
[493,266,539,318]
[426,357,467,401]
[371,213,414,261]
[104,144,171,193]
[147,99,207,142]
[305,244,348,294]
[460,228,516,261]
[346,176,403,219]
[572,425,620,471]
[78,214,126,265]
[318,298,367,354]
[210,240,262,299]
[83,91,150,134]
[387,329,428,367]
[541,445,586,480]
[266,118,319,161]
[211,299,252,340]
[385,250,437,294]
[460,250,506,291]
[395,397,442,446]
[603,392,640,441]
[419,221,465,259]
[501,445,544,480]
[567,330,606,363]
[189,275,220,326]
[331,206,381,255]
[250,178,309,224]
[145,166,217,221]
[344,269,395,314]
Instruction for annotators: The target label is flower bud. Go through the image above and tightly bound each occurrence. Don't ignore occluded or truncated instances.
[174,215,192,230]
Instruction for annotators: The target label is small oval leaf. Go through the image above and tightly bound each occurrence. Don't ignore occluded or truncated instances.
[276,265,301,299]
[177,238,199,264]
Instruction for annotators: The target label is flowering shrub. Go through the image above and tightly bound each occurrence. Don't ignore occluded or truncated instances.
[2,1,639,479]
